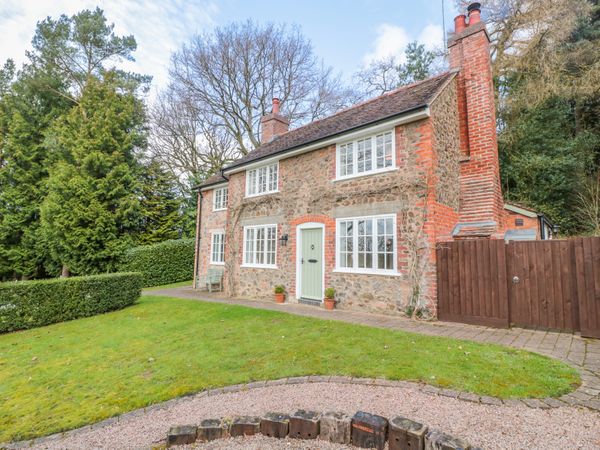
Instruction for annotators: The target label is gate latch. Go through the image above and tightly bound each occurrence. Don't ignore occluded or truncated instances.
[512,276,520,284]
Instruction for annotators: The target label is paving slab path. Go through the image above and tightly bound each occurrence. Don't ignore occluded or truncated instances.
[147,286,600,411]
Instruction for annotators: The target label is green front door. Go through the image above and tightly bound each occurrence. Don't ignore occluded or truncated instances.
[300,228,323,300]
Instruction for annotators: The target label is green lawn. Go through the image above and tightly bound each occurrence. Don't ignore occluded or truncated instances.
[0,295,579,442]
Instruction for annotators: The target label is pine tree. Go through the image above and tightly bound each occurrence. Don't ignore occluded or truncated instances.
[41,74,144,275]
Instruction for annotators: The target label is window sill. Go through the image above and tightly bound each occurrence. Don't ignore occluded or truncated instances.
[334,167,398,182]
[240,264,278,270]
[210,262,225,266]
[212,208,227,212]
[244,190,279,199]
[332,268,400,277]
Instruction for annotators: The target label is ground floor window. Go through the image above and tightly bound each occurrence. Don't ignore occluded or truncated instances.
[336,215,396,274]
[243,224,277,267]
[210,231,225,264]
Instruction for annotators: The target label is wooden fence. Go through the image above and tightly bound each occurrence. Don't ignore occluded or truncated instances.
[436,237,600,338]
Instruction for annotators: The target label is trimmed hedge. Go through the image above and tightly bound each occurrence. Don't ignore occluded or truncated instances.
[0,272,142,333]
[119,238,195,287]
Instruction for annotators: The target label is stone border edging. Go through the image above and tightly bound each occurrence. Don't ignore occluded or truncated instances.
[167,409,475,449]
[3,375,587,449]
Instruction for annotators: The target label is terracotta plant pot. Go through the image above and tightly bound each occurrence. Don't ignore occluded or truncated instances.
[274,293,285,303]
[324,297,336,310]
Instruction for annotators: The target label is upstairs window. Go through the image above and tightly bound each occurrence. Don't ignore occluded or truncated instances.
[246,163,278,197]
[336,130,394,179]
[213,187,228,211]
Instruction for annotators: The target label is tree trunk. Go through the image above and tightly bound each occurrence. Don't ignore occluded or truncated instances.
[61,265,70,278]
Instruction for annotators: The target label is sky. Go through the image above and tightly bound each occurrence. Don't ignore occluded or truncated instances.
[0,0,459,97]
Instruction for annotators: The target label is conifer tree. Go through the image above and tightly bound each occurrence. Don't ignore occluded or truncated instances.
[41,73,144,275]
[136,160,185,244]
[0,65,70,280]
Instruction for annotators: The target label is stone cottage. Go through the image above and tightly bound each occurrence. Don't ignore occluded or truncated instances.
[192,3,506,316]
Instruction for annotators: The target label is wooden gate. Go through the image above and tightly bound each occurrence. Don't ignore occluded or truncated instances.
[436,237,600,337]
[437,240,509,327]
[574,238,600,338]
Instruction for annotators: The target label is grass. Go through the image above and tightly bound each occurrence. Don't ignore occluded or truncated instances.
[143,279,193,290]
[0,295,579,442]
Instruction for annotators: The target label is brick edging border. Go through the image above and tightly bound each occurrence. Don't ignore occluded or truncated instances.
[4,375,596,449]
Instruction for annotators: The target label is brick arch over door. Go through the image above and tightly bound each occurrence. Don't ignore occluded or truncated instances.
[289,215,336,296]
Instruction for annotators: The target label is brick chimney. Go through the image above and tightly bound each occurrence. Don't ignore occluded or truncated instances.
[448,2,505,238]
[261,98,289,144]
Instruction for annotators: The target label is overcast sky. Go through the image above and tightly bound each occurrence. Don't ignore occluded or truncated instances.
[0,0,459,97]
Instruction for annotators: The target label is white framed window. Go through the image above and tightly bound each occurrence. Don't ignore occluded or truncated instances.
[210,231,225,264]
[336,130,395,180]
[246,163,278,197]
[213,187,228,211]
[336,215,397,274]
[242,224,277,268]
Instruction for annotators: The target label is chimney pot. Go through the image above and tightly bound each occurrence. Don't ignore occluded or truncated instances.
[467,2,481,24]
[272,97,281,114]
[454,15,467,33]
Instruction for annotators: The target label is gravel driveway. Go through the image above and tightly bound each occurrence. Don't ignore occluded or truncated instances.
[23,382,600,450]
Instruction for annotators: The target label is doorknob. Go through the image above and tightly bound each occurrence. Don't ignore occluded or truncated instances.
[512,276,520,284]
[308,259,318,263]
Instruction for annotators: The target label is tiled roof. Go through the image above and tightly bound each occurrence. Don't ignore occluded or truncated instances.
[198,71,455,189]
[199,173,228,189]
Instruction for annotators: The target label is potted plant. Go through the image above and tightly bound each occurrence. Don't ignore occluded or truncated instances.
[324,287,336,310]
[274,285,286,303]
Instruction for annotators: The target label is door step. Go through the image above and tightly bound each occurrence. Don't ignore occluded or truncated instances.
[298,298,322,307]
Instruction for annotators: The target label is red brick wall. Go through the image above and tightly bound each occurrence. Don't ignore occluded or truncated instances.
[261,113,289,144]
[449,20,505,237]
[503,211,541,238]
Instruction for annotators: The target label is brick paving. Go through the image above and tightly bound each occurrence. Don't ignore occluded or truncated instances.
[147,286,600,411]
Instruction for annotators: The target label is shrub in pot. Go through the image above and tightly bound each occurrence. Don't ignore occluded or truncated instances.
[324,287,336,310]
[274,285,286,303]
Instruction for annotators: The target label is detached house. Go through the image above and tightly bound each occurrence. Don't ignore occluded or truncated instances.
[193,3,506,315]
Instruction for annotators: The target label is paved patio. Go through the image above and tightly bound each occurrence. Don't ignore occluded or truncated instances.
[146,286,600,411]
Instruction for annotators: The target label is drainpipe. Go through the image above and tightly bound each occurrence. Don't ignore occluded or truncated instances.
[192,190,203,289]
[220,168,229,182]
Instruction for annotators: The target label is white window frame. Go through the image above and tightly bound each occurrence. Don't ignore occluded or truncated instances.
[334,214,399,276]
[241,224,278,269]
[335,129,396,181]
[213,187,228,211]
[210,231,225,265]
[245,162,279,197]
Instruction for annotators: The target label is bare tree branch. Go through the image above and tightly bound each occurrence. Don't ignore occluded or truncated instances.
[167,21,359,156]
